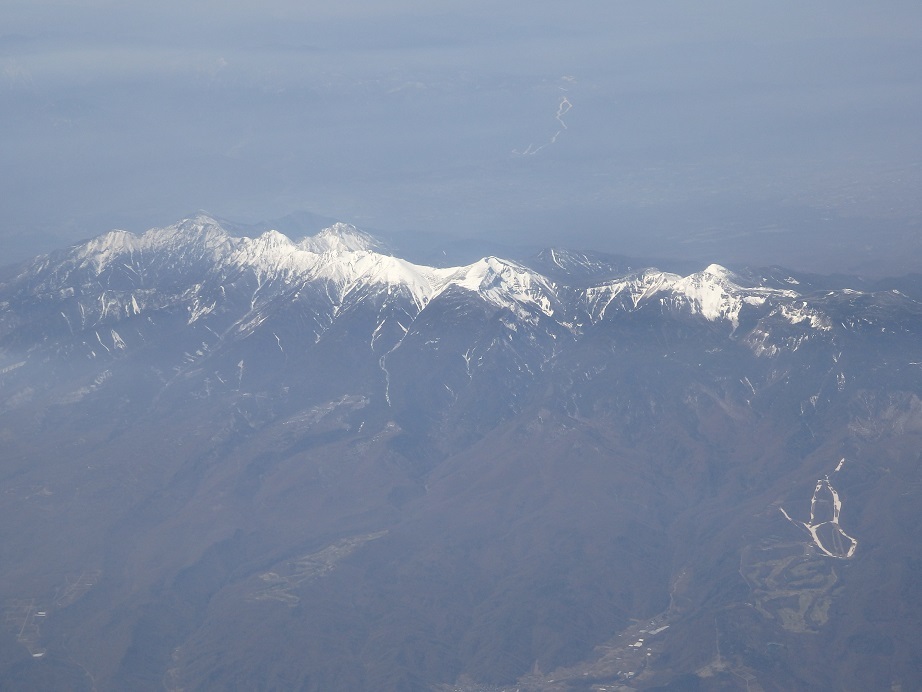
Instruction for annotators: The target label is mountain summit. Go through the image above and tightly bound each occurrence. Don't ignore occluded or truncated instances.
[298,222,383,254]
[1,217,921,691]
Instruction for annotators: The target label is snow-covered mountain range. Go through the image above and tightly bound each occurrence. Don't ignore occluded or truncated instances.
[3,213,921,452]
[4,214,918,367]
[2,215,922,691]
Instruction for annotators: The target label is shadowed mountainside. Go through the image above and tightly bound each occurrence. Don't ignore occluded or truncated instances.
[1,217,922,690]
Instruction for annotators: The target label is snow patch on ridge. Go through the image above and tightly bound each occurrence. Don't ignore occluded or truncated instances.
[583,269,679,320]
[777,303,832,331]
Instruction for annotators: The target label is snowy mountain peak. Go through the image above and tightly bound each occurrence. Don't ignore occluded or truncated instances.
[298,223,382,254]
[669,264,799,327]
[255,229,294,247]
[702,263,733,279]
[67,215,231,272]
[74,229,138,268]
[175,212,226,233]
[446,257,557,319]
[452,257,540,289]
[134,215,232,255]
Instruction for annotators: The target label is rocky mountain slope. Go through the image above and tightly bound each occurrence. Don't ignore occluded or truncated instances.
[1,216,921,690]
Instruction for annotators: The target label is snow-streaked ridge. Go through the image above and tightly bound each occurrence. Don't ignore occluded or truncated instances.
[441,257,557,320]
[582,264,800,328]
[669,263,797,327]
[583,269,681,320]
[9,215,858,349]
[48,217,562,318]
[70,214,234,273]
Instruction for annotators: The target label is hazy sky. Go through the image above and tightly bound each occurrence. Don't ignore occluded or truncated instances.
[3,1,922,272]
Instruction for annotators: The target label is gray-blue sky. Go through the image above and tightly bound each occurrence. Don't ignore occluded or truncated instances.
[3,1,922,273]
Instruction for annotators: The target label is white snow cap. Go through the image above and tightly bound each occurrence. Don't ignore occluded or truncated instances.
[298,223,382,254]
